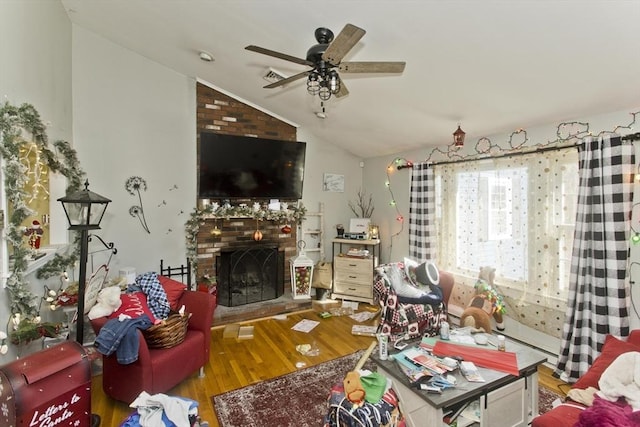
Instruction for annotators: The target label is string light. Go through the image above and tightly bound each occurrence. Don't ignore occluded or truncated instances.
[422,109,639,164]
[385,157,412,237]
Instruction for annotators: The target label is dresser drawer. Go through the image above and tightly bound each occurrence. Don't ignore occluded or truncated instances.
[333,281,373,299]
[334,269,370,286]
[334,256,372,275]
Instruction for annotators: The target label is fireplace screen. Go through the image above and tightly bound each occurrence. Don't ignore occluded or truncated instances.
[216,245,284,307]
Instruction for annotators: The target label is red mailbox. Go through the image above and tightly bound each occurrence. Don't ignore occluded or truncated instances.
[0,341,92,426]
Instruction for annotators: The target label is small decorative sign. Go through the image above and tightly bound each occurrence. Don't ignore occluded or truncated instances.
[323,173,344,192]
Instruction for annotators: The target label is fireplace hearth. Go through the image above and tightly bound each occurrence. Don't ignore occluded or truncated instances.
[216,245,284,307]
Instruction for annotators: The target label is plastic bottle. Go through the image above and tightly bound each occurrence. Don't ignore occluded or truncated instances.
[440,321,450,340]
[497,334,506,351]
[377,334,388,360]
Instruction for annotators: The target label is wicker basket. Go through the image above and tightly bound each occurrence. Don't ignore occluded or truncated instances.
[143,311,190,349]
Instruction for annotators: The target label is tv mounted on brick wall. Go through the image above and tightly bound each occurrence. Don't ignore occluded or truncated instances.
[198,131,306,199]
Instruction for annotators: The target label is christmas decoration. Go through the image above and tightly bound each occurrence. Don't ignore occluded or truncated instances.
[290,241,314,299]
[185,201,306,271]
[0,101,85,349]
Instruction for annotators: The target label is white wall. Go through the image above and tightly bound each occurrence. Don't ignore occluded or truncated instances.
[0,0,72,359]
[71,26,197,275]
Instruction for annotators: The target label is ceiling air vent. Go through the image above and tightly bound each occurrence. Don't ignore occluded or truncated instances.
[263,67,287,84]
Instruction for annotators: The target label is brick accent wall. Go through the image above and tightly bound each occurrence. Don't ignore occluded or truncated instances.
[195,82,299,291]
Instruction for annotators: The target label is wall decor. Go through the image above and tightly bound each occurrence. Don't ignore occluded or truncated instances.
[125,176,150,234]
[323,173,344,192]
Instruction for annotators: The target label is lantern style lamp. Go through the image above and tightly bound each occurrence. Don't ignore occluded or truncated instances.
[453,125,466,147]
[290,241,314,299]
[57,180,111,343]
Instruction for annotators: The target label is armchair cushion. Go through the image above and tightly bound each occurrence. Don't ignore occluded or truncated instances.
[158,275,187,311]
[573,335,640,390]
[109,292,157,323]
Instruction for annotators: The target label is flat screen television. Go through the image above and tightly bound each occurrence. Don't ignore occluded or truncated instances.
[198,132,306,199]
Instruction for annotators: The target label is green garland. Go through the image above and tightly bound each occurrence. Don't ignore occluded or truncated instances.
[0,101,85,343]
[185,202,307,271]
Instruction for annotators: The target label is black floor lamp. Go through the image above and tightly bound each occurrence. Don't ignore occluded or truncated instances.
[57,180,111,344]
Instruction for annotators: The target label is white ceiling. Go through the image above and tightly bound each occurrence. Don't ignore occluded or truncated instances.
[61,0,640,159]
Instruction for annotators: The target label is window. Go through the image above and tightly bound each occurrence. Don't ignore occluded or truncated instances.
[434,148,578,311]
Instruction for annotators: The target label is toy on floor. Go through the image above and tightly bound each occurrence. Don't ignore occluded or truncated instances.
[459,267,506,333]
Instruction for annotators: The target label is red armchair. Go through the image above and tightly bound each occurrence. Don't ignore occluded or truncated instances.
[91,290,216,403]
[532,330,640,427]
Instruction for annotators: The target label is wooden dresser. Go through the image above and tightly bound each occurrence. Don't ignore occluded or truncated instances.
[331,238,380,304]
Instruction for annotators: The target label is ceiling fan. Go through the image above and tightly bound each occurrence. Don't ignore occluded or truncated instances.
[245,23,406,101]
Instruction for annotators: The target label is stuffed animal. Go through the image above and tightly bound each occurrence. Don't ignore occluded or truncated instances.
[87,286,122,320]
[460,305,492,333]
[474,266,506,330]
[343,370,366,405]
[459,267,506,333]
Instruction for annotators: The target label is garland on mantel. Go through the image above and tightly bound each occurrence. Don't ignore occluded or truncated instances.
[185,201,306,270]
[0,101,85,345]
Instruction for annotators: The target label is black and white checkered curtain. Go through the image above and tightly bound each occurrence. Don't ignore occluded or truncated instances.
[555,135,635,382]
[409,163,436,261]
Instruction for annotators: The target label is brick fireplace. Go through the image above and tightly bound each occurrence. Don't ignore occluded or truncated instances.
[196,217,298,301]
[195,82,301,310]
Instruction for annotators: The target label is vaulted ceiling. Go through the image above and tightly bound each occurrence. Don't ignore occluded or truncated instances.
[61,0,640,158]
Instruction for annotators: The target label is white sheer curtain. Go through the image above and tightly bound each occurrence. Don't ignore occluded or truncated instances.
[434,147,578,337]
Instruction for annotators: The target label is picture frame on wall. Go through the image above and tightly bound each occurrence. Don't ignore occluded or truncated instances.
[323,173,345,192]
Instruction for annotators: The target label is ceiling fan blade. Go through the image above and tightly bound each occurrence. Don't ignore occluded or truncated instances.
[335,79,349,98]
[322,23,366,65]
[339,61,406,73]
[245,45,314,67]
[263,70,310,89]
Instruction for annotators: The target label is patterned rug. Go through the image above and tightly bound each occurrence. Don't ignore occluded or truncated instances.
[213,352,563,426]
[539,386,564,414]
[213,350,368,427]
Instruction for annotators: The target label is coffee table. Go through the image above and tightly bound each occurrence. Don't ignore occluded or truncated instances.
[371,337,547,427]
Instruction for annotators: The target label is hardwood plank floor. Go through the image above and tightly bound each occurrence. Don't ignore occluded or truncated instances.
[91,307,569,426]
[91,308,378,426]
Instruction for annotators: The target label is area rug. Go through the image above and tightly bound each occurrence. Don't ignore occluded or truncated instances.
[539,386,564,414]
[213,350,368,427]
[213,352,563,426]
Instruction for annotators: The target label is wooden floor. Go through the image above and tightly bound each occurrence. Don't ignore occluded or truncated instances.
[91,307,569,426]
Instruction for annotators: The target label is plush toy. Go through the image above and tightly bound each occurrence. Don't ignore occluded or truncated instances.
[460,305,492,334]
[474,266,506,330]
[87,286,122,320]
[459,267,506,333]
[343,371,366,405]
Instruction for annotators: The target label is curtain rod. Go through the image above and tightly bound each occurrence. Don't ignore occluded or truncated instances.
[424,141,581,167]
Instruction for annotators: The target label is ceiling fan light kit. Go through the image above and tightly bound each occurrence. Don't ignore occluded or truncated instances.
[245,23,405,102]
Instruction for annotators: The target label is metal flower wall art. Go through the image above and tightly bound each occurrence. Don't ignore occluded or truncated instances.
[126,176,151,234]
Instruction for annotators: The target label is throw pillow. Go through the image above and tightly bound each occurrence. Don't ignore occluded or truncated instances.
[157,275,187,310]
[572,335,640,390]
[109,292,157,323]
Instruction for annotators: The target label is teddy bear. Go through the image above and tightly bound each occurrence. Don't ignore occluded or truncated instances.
[459,266,506,333]
[87,286,122,320]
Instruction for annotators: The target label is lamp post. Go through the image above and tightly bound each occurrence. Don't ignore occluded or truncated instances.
[57,180,111,344]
